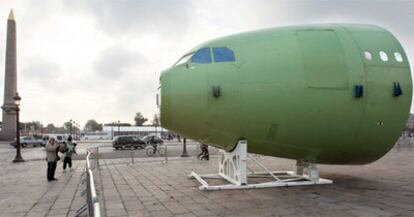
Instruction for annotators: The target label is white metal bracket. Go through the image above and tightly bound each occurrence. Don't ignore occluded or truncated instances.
[189,140,332,190]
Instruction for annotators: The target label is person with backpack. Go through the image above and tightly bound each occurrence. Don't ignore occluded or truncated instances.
[62,136,77,172]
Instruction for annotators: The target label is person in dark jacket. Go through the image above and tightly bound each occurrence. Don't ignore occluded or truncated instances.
[197,144,209,160]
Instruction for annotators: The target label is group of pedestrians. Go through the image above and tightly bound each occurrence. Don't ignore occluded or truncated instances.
[45,136,77,182]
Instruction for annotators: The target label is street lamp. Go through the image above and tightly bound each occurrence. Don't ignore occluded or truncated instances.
[117,120,120,136]
[13,92,24,163]
[69,119,73,137]
[111,122,114,139]
[180,137,189,157]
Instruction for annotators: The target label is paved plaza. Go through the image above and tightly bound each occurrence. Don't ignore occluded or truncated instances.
[0,140,413,217]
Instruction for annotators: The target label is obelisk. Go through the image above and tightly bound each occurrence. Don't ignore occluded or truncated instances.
[0,9,18,141]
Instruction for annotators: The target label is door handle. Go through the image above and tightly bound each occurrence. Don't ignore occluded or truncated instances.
[393,82,402,97]
[212,85,221,98]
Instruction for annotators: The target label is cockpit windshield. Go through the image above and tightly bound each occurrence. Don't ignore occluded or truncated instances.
[173,46,236,67]
[174,52,194,66]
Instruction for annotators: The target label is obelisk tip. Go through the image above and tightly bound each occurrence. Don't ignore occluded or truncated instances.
[8,9,15,21]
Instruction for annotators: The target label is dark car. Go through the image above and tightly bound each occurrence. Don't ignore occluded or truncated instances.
[142,135,164,145]
[112,136,146,150]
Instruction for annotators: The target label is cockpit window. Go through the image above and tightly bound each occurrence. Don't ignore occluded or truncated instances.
[174,52,194,66]
[213,47,235,62]
[191,48,212,64]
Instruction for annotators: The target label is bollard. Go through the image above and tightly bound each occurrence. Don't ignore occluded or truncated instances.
[164,144,168,164]
[96,147,99,169]
[131,149,135,164]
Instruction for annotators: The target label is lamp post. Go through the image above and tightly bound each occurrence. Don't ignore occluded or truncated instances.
[72,121,78,140]
[117,120,120,136]
[69,119,73,137]
[111,123,114,140]
[12,92,24,163]
[180,137,189,157]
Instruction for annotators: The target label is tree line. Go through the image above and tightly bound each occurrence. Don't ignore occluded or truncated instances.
[10,112,160,133]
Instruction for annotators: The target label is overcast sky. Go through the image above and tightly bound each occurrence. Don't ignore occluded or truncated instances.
[0,0,413,127]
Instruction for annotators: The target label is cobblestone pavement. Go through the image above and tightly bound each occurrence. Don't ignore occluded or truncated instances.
[96,146,414,217]
[0,141,413,217]
[0,154,85,217]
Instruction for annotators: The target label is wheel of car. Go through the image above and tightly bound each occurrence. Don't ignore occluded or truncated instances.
[146,147,155,156]
[21,143,27,148]
[115,147,119,150]
[121,145,126,150]
[33,144,37,147]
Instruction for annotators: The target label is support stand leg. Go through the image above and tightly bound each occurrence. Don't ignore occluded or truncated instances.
[189,140,332,191]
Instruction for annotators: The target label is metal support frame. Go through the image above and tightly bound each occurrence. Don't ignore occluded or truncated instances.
[189,140,332,190]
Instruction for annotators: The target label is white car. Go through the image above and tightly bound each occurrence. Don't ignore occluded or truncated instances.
[10,136,43,148]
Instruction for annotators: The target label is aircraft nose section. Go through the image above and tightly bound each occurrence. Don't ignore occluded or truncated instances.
[159,70,172,129]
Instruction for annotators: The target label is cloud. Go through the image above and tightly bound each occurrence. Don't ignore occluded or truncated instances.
[94,46,146,79]
[21,57,60,81]
[63,0,192,36]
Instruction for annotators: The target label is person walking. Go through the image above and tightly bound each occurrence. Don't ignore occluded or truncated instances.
[46,138,60,182]
[197,144,209,160]
[63,136,77,172]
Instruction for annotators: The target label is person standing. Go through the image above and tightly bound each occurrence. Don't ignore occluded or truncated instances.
[46,138,59,182]
[63,136,77,172]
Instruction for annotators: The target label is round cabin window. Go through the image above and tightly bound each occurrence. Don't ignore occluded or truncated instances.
[364,51,372,60]
[394,52,403,62]
[379,51,388,62]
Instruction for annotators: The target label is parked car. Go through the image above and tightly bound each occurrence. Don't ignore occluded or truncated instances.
[41,136,48,147]
[142,135,164,145]
[112,135,146,150]
[10,136,43,148]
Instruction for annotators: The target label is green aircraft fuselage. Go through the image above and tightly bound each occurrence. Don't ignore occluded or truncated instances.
[159,24,412,165]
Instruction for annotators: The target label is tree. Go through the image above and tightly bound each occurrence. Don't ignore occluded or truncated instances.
[63,121,80,133]
[45,123,56,133]
[63,122,71,131]
[134,112,148,126]
[20,121,43,134]
[84,119,103,132]
[151,113,160,126]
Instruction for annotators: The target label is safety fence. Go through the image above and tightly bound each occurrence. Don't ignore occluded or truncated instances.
[75,150,101,217]
[83,140,219,168]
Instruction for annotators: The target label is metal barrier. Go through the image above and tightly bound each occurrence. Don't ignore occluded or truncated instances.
[96,142,213,166]
[75,140,219,169]
[76,150,101,217]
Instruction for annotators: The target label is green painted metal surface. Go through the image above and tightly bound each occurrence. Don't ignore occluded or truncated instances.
[160,24,412,165]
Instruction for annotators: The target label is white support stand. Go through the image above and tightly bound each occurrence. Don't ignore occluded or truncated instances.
[189,140,332,190]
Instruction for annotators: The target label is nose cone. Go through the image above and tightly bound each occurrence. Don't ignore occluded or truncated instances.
[159,69,172,129]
